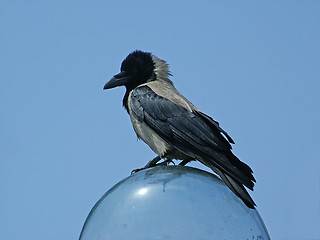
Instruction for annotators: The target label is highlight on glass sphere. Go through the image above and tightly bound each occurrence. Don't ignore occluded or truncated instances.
[79,166,270,240]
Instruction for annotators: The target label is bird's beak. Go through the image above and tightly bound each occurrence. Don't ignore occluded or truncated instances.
[103,71,130,90]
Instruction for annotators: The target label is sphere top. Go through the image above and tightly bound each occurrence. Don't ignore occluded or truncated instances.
[79,165,270,240]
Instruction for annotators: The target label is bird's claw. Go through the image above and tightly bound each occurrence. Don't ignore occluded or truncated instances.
[131,159,175,175]
[159,159,175,166]
[131,168,144,175]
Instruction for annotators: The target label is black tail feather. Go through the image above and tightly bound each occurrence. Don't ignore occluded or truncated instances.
[200,149,255,191]
[225,152,256,189]
[224,174,256,209]
[207,162,256,209]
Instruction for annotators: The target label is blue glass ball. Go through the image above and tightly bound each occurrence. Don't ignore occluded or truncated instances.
[79,166,270,240]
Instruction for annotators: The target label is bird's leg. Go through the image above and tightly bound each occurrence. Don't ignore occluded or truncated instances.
[158,158,175,166]
[144,155,162,168]
[131,155,176,174]
[131,156,161,174]
[178,159,190,166]
[178,158,195,166]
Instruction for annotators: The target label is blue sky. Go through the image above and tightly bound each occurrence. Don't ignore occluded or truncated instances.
[1,1,319,239]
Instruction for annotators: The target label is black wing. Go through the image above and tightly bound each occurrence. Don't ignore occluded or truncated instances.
[130,85,256,208]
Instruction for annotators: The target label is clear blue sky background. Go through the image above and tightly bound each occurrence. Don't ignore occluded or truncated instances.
[1,1,319,239]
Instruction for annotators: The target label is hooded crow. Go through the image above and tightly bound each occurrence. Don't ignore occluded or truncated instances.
[103,50,256,209]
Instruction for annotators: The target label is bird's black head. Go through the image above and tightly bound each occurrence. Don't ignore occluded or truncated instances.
[103,50,156,92]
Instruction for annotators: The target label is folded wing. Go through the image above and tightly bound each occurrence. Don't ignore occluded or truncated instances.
[130,85,256,208]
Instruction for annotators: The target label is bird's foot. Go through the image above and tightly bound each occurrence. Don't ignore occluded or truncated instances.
[178,159,190,166]
[131,157,175,175]
[159,159,175,166]
[178,158,195,166]
[131,156,161,174]
[131,168,144,174]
